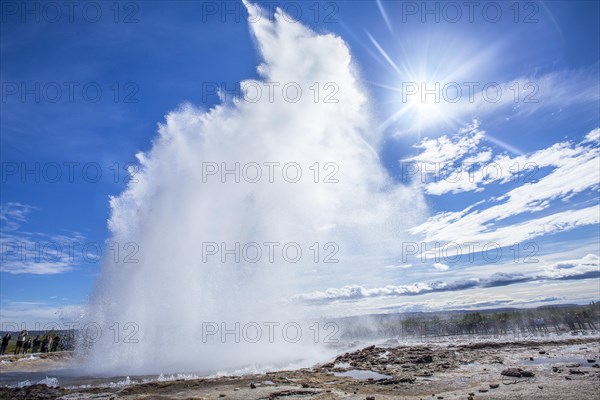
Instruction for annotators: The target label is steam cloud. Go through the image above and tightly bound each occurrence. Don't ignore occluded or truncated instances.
[83,3,425,374]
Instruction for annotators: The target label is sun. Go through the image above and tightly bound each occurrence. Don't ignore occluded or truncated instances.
[364,27,498,137]
[402,80,454,132]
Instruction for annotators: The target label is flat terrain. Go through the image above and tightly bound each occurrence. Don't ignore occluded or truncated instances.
[1,337,599,399]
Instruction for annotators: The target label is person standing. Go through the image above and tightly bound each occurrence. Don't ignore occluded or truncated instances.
[0,333,10,355]
[41,335,51,353]
[22,338,32,354]
[51,336,60,352]
[32,336,41,353]
[14,330,27,355]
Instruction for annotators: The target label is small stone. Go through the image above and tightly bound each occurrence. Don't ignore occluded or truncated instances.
[365,397,375,400]
[478,389,488,393]
[529,357,534,361]
[565,376,572,380]
[539,351,546,354]
[569,369,585,375]
[501,368,535,378]
[250,383,256,389]
[587,359,596,363]
[489,383,499,389]
[302,383,310,388]
[538,386,543,389]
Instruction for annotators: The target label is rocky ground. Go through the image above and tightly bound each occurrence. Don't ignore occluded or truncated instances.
[1,337,599,399]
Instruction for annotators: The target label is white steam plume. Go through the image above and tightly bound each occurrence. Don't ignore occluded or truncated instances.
[83,3,426,374]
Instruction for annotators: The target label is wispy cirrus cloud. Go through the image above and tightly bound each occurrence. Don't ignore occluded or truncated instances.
[0,300,86,327]
[404,126,599,257]
[0,202,37,231]
[0,203,86,274]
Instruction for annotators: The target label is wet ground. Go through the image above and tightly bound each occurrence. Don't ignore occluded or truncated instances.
[1,336,599,399]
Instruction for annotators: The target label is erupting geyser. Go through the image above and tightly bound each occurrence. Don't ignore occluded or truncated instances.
[83,2,425,374]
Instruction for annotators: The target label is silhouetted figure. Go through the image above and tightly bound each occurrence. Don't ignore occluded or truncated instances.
[14,330,27,355]
[0,333,10,355]
[22,339,32,354]
[51,336,60,352]
[32,336,41,353]
[41,335,51,353]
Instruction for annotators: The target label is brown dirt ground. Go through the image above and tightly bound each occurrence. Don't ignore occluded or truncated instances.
[1,337,599,399]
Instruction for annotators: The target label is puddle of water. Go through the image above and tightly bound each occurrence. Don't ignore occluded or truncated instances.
[0,369,208,388]
[520,357,592,366]
[333,370,391,380]
[459,362,481,368]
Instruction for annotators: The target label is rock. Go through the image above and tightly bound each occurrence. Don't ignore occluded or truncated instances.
[415,355,433,364]
[379,377,415,385]
[489,383,499,389]
[250,383,256,389]
[501,368,535,378]
[539,351,546,354]
[565,376,572,380]
[587,359,596,363]
[366,397,375,400]
[529,357,534,361]
[592,364,599,368]
[478,389,488,393]
[468,393,475,396]
[301,383,310,388]
[538,386,543,389]
[569,369,585,375]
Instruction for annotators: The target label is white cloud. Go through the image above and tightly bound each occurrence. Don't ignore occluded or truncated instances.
[0,301,86,328]
[406,126,599,256]
[0,203,86,274]
[0,202,37,231]
[433,262,449,271]
[384,264,413,269]
[408,126,599,197]
[584,128,599,143]
[295,254,599,304]
[405,120,484,168]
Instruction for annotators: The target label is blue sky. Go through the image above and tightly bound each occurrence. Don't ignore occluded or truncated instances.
[1,1,599,325]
